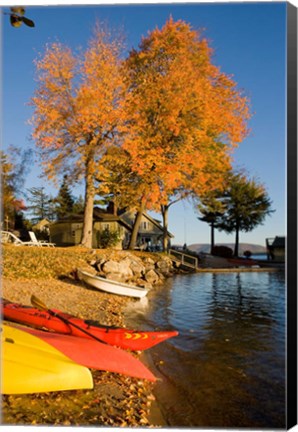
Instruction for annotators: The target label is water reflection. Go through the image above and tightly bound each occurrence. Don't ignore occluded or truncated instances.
[125,271,286,428]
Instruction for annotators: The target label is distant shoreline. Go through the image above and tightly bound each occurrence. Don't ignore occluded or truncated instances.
[186,242,267,255]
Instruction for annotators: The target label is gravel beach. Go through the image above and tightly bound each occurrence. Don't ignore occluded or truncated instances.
[1,245,167,427]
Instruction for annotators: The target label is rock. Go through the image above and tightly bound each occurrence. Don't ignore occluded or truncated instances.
[102,260,120,274]
[154,270,166,280]
[143,257,155,272]
[129,259,146,277]
[156,259,172,273]
[91,258,106,272]
[118,258,134,279]
[144,257,155,265]
[101,259,134,282]
[95,253,177,287]
[134,279,153,289]
[144,269,159,285]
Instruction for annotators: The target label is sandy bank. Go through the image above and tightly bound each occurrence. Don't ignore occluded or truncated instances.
[1,276,162,426]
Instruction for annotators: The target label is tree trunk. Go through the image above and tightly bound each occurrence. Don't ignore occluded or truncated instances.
[80,153,95,248]
[161,204,170,253]
[234,224,240,257]
[128,200,146,250]
[210,222,215,254]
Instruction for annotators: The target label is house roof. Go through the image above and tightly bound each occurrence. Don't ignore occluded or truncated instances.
[271,236,285,248]
[266,236,285,248]
[142,212,174,238]
[53,206,174,238]
[53,208,132,230]
[120,209,174,238]
[32,218,51,229]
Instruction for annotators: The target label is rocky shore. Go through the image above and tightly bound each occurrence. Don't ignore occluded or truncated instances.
[1,245,177,427]
[87,248,176,287]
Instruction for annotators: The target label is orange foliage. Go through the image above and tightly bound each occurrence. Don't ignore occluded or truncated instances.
[121,17,251,210]
[31,24,124,181]
[30,22,125,247]
[30,18,251,248]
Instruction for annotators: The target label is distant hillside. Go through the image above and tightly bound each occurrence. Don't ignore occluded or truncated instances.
[187,243,267,254]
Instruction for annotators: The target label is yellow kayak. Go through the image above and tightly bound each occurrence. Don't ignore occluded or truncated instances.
[1,323,93,394]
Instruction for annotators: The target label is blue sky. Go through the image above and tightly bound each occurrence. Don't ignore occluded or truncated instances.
[2,1,288,247]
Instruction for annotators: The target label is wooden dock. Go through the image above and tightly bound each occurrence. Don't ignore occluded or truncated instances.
[169,249,198,270]
[168,250,283,272]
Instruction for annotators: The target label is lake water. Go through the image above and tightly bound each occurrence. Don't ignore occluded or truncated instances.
[124,270,286,428]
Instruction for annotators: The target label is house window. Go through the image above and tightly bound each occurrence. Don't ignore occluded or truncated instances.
[143,221,149,230]
[103,223,110,231]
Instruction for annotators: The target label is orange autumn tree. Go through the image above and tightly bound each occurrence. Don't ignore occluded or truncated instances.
[121,18,251,250]
[30,23,124,247]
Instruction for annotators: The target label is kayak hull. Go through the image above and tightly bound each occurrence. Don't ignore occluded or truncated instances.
[2,323,93,394]
[9,322,156,382]
[1,298,178,351]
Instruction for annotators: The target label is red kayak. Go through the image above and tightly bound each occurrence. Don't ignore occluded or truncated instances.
[1,298,178,351]
[6,321,156,382]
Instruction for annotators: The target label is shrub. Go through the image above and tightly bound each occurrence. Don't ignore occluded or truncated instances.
[243,250,252,258]
[211,245,233,258]
[97,228,121,249]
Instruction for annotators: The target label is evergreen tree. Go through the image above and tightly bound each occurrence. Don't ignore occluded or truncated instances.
[55,175,75,219]
[73,195,85,214]
[216,173,274,257]
[26,187,53,223]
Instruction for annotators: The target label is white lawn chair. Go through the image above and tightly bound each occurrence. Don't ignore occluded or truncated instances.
[28,231,55,247]
[1,231,40,246]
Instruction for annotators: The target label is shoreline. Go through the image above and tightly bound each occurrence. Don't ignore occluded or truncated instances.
[1,245,179,427]
[196,266,282,272]
[1,245,284,426]
[140,350,168,426]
